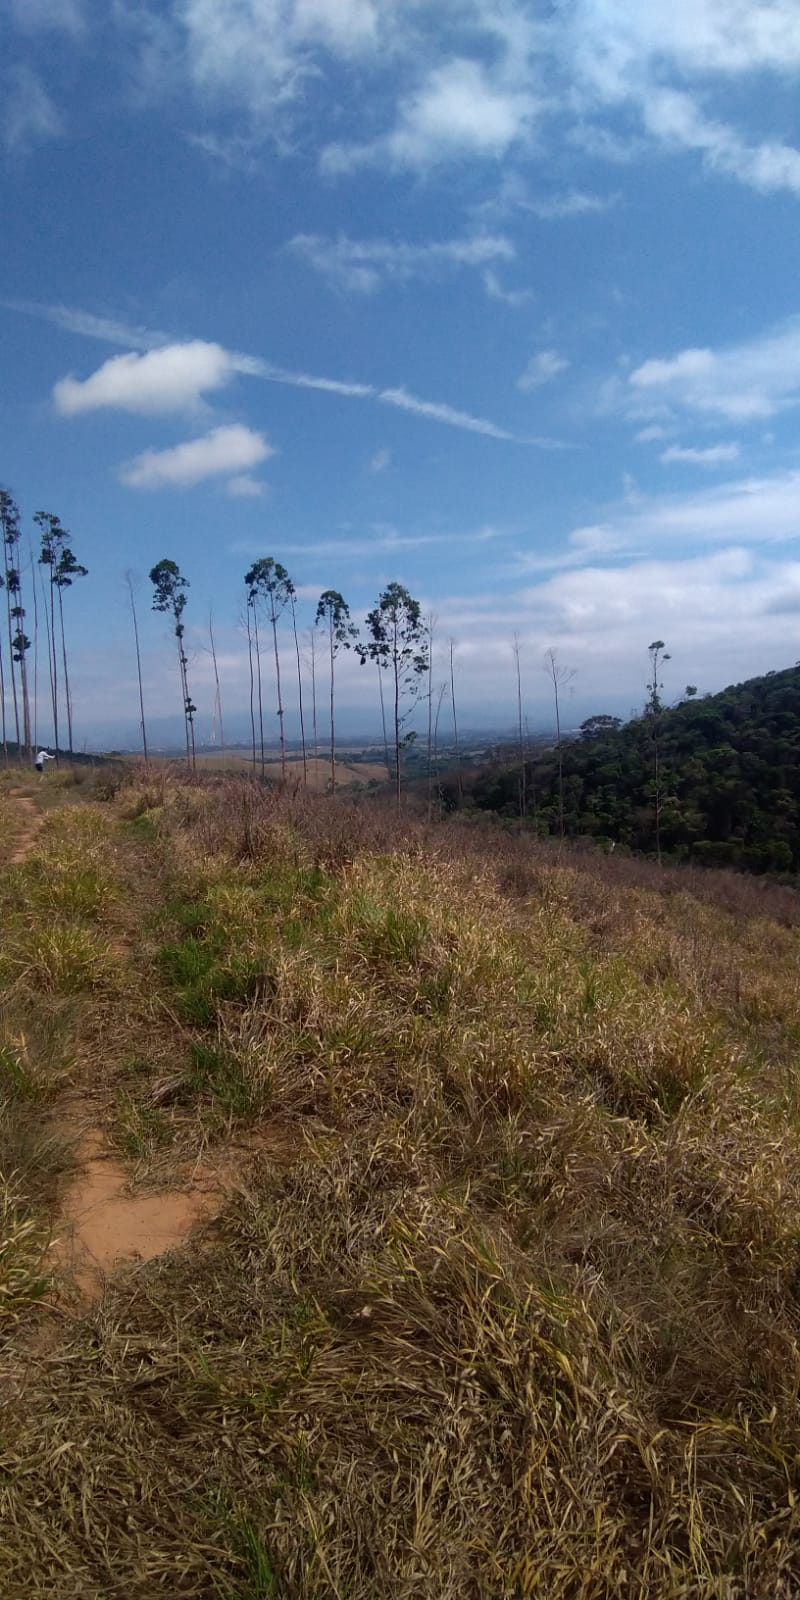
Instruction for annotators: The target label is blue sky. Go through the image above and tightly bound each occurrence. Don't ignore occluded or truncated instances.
[3,0,800,747]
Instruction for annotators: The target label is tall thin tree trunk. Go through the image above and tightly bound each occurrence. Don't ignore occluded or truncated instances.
[290,597,306,786]
[5,574,20,756]
[513,633,526,820]
[253,606,265,778]
[126,574,148,764]
[269,598,286,780]
[393,617,401,809]
[56,583,73,757]
[377,659,390,781]
[329,621,336,794]
[426,613,434,822]
[177,636,190,765]
[0,609,7,763]
[28,535,38,754]
[449,639,462,803]
[433,681,447,820]
[552,676,564,838]
[48,574,59,761]
[245,606,256,772]
[208,611,224,757]
[309,629,319,775]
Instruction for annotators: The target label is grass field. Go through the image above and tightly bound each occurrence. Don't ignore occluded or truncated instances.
[3,763,800,1596]
[120,750,390,790]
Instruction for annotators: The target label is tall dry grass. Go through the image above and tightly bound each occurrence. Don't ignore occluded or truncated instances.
[2,771,800,1596]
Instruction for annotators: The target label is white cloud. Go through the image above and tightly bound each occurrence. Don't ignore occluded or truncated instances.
[288,230,515,293]
[524,189,618,219]
[660,442,740,465]
[53,340,244,415]
[369,448,392,473]
[4,300,166,351]
[517,350,569,391]
[562,1,800,196]
[377,385,518,441]
[227,473,266,497]
[561,469,800,560]
[635,424,669,442]
[120,425,273,488]
[177,0,388,121]
[24,300,544,444]
[629,316,800,421]
[322,56,538,173]
[1,65,62,154]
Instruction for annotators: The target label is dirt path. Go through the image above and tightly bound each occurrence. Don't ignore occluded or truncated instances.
[7,790,44,864]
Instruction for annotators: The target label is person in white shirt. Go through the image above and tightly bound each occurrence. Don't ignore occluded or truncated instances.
[35,750,55,775]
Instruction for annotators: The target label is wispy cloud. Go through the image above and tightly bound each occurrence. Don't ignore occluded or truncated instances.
[629,316,800,422]
[368,448,392,473]
[120,425,273,488]
[524,188,618,219]
[517,350,569,392]
[1,299,168,350]
[288,230,515,293]
[1,65,62,155]
[34,302,540,443]
[227,473,266,497]
[660,443,740,466]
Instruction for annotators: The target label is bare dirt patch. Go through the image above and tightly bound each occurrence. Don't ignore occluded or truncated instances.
[7,792,43,865]
[52,1128,221,1303]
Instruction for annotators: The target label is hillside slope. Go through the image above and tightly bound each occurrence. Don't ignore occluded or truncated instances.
[471,662,800,871]
[3,769,800,1596]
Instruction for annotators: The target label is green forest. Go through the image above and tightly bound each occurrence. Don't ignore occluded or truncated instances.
[466,662,800,874]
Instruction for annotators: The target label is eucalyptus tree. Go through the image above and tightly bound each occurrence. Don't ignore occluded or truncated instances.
[512,632,526,820]
[449,638,463,802]
[1,490,30,757]
[544,647,576,839]
[289,589,307,785]
[243,578,266,776]
[149,559,196,770]
[124,572,149,765]
[646,639,671,865]
[359,582,429,806]
[307,627,319,772]
[315,589,358,794]
[208,611,224,757]
[245,558,293,781]
[35,511,87,758]
[0,573,6,760]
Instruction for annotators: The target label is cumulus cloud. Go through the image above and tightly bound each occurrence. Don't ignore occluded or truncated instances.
[629,317,800,422]
[288,230,515,293]
[322,56,538,174]
[53,341,245,415]
[517,350,569,392]
[1,65,62,154]
[120,425,273,488]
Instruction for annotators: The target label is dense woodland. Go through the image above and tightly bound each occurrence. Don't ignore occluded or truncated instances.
[465,662,800,874]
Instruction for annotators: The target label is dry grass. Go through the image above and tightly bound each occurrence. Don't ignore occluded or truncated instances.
[2,772,800,1596]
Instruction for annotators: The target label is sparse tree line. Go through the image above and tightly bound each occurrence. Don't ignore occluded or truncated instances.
[145,558,435,806]
[0,484,686,840]
[0,489,87,764]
